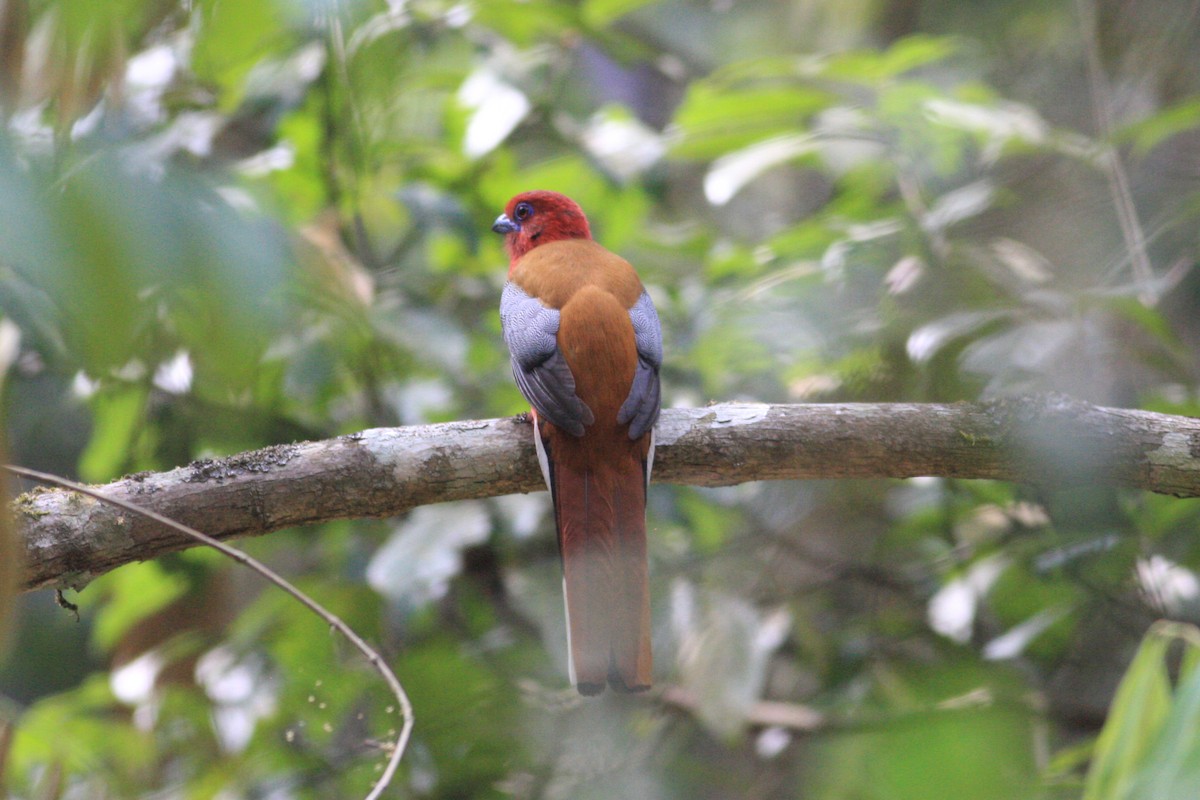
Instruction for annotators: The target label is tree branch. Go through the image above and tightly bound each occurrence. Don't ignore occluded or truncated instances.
[13,397,1200,592]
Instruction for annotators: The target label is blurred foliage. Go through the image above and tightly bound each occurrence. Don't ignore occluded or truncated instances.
[0,322,15,655]
[1081,622,1200,800]
[0,0,1199,797]
[0,430,14,657]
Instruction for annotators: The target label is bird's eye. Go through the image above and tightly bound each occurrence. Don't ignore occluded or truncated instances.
[514,202,533,221]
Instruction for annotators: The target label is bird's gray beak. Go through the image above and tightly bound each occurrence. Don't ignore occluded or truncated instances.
[491,213,519,234]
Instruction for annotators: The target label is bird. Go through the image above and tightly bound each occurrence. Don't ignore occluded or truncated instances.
[493,190,662,695]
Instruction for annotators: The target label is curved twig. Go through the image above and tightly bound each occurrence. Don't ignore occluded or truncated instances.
[3,464,412,800]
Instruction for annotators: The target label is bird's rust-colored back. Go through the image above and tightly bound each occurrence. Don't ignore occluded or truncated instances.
[494,192,661,694]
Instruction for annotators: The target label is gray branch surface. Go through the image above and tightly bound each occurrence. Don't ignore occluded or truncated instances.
[13,397,1200,592]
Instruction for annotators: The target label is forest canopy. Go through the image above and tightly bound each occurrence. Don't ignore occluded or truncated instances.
[2,0,1200,797]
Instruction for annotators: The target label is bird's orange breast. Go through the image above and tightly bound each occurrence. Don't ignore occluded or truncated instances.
[508,239,644,311]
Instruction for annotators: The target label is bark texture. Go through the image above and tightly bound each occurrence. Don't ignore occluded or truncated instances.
[13,398,1200,592]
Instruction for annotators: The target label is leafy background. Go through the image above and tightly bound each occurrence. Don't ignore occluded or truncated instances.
[2,0,1200,797]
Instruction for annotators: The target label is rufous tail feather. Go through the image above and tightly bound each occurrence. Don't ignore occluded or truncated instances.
[549,455,651,694]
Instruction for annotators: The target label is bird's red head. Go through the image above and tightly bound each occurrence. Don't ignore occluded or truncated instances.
[492,191,592,266]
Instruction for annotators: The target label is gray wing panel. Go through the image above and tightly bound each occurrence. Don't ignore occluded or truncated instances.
[617,289,663,440]
[500,281,593,437]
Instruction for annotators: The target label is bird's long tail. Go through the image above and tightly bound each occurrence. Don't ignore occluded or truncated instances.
[548,452,652,695]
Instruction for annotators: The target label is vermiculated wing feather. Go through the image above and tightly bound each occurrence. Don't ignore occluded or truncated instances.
[500,281,594,436]
[616,290,663,440]
[511,350,593,436]
[617,357,660,440]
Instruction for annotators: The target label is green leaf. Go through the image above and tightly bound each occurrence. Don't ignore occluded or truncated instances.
[1120,98,1200,155]
[472,0,576,46]
[672,84,833,159]
[582,0,658,27]
[10,674,153,781]
[678,489,741,554]
[1102,296,1181,350]
[90,561,190,653]
[877,81,975,175]
[809,660,1038,800]
[192,0,293,109]
[688,322,774,395]
[1082,625,1174,800]
[1121,627,1200,800]
[79,385,148,482]
[822,35,958,84]
[47,166,153,372]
